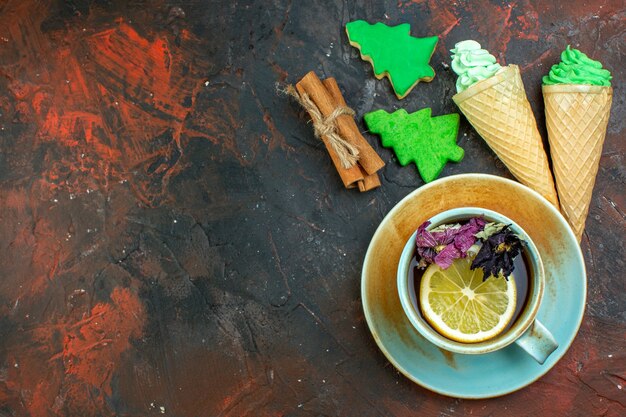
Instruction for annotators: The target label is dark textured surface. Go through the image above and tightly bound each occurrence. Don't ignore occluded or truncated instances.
[0,1,624,416]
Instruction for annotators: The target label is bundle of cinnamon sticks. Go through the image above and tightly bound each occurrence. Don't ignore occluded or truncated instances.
[293,71,384,191]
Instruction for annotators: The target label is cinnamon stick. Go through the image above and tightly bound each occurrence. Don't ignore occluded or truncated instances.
[322,77,385,174]
[294,83,363,188]
[323,78,381,192]
[298,71,385,175]
[357,166,382,192]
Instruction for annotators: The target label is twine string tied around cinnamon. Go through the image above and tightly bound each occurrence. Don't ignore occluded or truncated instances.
[283,85,359,168]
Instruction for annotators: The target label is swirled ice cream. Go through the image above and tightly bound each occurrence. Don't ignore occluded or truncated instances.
[450,40,502,93]
[543,46,611,86]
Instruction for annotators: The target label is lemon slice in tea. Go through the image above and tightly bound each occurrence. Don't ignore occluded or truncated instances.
[419,257,516,343]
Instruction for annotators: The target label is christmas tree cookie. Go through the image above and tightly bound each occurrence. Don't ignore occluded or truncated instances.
[346,20,438,99]
[364,108,463,183]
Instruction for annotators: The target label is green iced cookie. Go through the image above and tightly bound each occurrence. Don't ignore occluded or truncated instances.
[364,108,463,183]
[346,20,438,99]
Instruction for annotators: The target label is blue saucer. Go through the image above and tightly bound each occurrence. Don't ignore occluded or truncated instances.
[361,174,586,398]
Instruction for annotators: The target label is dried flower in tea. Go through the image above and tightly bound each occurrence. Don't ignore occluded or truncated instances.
[415,217,486,269]
[415,216,525,280]
[470,225,523,280]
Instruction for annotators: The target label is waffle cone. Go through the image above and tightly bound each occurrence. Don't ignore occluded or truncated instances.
[543,84,613,241]
[453,65,558,207]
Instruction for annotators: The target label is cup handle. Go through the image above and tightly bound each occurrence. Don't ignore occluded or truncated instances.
[514,320,558,364]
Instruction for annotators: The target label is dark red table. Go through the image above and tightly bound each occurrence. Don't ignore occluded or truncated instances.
[0,1,624,416]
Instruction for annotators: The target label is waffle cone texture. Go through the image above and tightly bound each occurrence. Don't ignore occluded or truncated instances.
[453,65,558,207]
[543,84,613,241]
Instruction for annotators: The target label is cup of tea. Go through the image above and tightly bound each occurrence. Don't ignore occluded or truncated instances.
[397,207,558,364]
